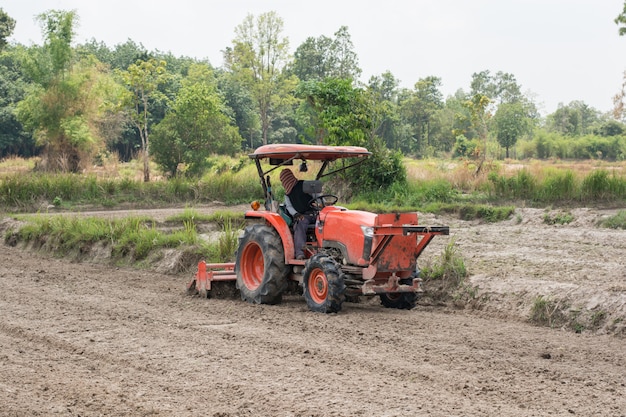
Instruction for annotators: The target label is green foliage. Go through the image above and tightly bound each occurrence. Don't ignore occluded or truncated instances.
[397,76,444,156]
[457,204,514,222]
[0,47,36,158]
[345,138,405,194]
[292,26,361,82]
[15,11,120,172]
[0,165,260,210]
[118,57,169,181]
[523,130,626,161]
[421,239,467,287]
[536,170,576,202]
[488,167,626,204]
[530,295,567,327]
[9,210,247,264]
[217,218,239,261]
[0,8,16,51]
[296,77,371,146]
[493,101,532,158]
[452,135,480,158]
[581,169,626,201]
[151,64,242,176]
[543,211,574,225]
[599,210,626,229]
[225,12,290,146]
[488,169,537,200]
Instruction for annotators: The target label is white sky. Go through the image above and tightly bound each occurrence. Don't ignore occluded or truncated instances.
[3,0,626,116]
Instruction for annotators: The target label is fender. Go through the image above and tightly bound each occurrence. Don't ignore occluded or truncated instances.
[245,210,295,263]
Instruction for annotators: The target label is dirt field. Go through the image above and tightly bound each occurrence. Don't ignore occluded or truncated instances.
[1,206,625,416]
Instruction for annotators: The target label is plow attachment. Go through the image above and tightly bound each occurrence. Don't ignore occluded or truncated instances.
[187,261,239,299]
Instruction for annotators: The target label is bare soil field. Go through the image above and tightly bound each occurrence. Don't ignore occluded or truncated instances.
[1,206,625,416]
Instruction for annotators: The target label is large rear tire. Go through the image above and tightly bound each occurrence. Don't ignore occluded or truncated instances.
[302,254,346,313]
[235,224,289,305]
[379,271,420,310]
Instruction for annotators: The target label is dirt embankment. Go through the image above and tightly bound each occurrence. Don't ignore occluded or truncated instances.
[0,206,625,416]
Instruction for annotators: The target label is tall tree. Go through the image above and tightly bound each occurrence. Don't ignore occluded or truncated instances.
[224,11,290,145]
[0,46,35,157]
[217,70,260,149]
[119,58,168,181]
[470,70,523,106]
[493,101,531,158]
[398,76,443,155]
[462,94,491,171]
[546,101,599,136]
[17,10,119,172]
[367,71,397,145]
[0,8,16,51]
[296,78,370,146]
[292,26,361,82]
[151,63,242,176]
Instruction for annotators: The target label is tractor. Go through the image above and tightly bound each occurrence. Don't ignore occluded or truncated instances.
[187,144,449,313]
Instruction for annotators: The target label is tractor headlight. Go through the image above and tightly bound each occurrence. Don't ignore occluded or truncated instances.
[360,225,374,237]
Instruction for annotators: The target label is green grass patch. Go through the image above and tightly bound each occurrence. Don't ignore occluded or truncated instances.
[599,210,626,229]
[0,170,261,211]
[420,239,468,300]
[529,295,567,327]
[8,214,244,264]
[542,210,574,225]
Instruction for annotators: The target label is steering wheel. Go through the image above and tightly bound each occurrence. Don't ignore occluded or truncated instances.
[309,194,339,210]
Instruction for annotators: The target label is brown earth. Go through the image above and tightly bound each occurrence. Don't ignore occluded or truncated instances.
[0,206,625,416]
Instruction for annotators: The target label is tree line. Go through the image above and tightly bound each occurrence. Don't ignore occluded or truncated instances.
[1,8,626,182]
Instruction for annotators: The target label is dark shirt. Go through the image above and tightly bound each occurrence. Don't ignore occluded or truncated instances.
[286,180,313,215]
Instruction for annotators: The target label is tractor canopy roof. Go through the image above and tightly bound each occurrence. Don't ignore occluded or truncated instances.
[249,144,371,162]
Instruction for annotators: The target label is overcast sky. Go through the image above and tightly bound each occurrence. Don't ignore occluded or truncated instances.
[4,0,626,116]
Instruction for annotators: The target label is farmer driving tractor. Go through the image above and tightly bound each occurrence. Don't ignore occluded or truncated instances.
[279,168,318,260]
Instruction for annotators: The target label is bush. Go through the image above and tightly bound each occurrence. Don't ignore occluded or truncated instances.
[345,138,406,194]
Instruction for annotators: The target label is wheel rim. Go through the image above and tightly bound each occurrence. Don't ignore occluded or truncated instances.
[308,267,328,304]
[241,241,264,290]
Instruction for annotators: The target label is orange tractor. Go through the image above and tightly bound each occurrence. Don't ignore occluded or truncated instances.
[187,144,449,313]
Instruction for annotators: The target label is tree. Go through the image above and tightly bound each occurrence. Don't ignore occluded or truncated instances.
[224,12,290,146]
[462,94,491,170]
[0,46,35,157]
[546,101,599,136]
[367,71,403,151]
[16,10,119,172]
[470,70,522,104]
[217,70,260,149]
[151,64,242,176]
[292,26,361,82]
[615,2,626,36]
[296,78,370,146]
[119,58,168,181]
[398,76,443,155]
[493,102,530,158]
[0,8,16,51]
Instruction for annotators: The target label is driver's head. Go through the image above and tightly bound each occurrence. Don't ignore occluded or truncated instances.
[280,168,297,195]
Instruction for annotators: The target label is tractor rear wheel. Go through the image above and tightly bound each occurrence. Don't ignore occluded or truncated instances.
[379,271,420,310]
[302,254,346,313]
[235,224,289,305]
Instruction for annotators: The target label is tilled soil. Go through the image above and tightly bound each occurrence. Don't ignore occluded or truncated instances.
[1,206,625,416]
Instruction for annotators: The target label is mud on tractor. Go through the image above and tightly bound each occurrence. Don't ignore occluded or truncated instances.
[187,144,449,313]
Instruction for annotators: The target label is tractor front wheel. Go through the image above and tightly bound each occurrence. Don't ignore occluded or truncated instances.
[302,254,346,313]
[235,224,289,305]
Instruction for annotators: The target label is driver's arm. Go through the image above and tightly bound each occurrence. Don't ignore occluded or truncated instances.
[284,195,298,217]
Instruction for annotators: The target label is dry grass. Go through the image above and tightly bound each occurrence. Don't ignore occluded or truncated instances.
[405,158,626,195]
